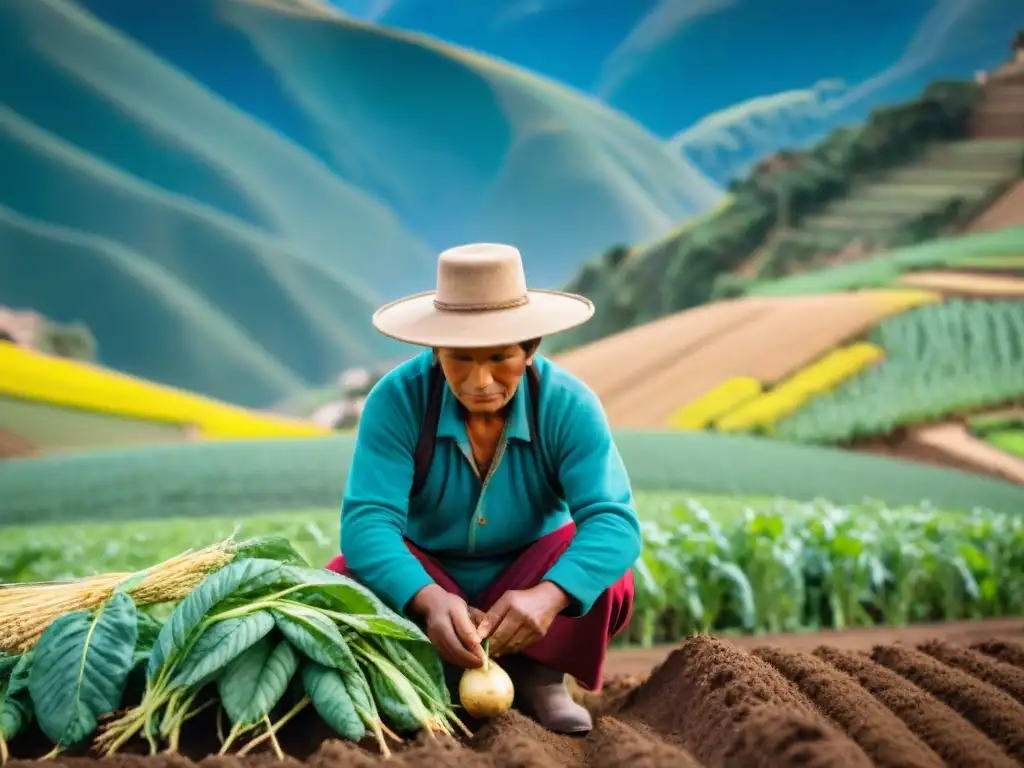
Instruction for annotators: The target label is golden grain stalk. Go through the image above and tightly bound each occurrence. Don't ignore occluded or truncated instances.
[0,541,235,654]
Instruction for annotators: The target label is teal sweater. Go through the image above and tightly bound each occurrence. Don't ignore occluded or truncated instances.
[339,349,641,618]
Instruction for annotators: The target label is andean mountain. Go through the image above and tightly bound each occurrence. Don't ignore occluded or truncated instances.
[0,0,720,406]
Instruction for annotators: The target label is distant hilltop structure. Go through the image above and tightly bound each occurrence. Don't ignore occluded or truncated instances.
[0,306,96,361]
[969,30,1024,139]
[0,307,45,348]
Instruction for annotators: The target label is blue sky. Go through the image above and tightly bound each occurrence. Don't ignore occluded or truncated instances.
[329,0,1022,175]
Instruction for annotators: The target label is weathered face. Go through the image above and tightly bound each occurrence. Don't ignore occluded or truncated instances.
[436,343,536,414]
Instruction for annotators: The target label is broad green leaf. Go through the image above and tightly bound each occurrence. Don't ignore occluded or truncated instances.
[0,656,18,683]
[271,606,360,676]
[218,636,299,726]
[7,652,32,698]
[374,637,448,706]
[148,558,283,678]
[363,656,424,734]
[231,535,310,566]
[301,661,365,741]
[332,613,427,643]
[273,607,378,724]
[278,568,427,641]
[28,591,138,747]
[170,610,275,689]
[132,611,164,669]
[1,694,30,742]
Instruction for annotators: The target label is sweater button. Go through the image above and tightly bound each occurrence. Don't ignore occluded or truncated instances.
[478,516,487,526]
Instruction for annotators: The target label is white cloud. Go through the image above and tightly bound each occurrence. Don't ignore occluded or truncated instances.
[596,0,738,98]
[666,79,847,182]
[827,0,992,111]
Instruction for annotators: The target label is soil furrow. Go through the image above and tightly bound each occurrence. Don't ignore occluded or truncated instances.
[720,708,872,768]
[619,635,853,765]
[918,639,1024,704]
[583,718,703,768]
[813,645,1016,767]
[753,645,942,767]
[974,638,1024,669]
[872,644,1024,762]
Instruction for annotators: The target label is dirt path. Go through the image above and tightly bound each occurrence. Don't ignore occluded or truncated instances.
[966,180,1024,231]
[898,271,1024,297]
[912,423,1024,485]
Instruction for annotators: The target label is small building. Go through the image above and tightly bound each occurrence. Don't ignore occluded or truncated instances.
[0,307,44,348]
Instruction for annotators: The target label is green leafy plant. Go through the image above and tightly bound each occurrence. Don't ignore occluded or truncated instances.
[1,553,466,762]
[624,498,1024,647]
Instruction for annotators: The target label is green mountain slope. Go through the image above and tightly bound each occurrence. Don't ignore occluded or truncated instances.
[550,78,1024,354]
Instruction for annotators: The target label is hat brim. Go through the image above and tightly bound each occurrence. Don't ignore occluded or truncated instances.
[372,288,595,348]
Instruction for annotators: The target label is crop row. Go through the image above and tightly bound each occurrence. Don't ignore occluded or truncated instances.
[0,342,329,440]
[774,299,1024,443]
[713,342,885,433]
[624,498,1024,646]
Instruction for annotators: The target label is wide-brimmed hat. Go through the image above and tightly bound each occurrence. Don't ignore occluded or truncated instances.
[372,243,595,348]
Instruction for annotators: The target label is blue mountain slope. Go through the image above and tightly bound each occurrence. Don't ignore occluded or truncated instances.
[1,0,721,404]
[70,0,722,284]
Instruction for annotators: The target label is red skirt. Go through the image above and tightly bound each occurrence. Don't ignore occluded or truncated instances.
[325,522,633,691]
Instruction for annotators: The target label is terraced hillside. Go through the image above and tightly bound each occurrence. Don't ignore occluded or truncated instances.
[553,40,1024,356]
[553,229,1024,484]
[752,139,1024,277]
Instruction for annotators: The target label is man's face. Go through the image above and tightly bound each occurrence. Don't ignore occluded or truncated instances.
[436,344,535,414]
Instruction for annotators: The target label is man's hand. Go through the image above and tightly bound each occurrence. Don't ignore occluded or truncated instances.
[410,584,486,669]
[477,582,571,657]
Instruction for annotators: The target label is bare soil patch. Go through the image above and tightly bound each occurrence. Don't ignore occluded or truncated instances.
[966,180,1024,231]
[853,422,1024,485]
[556,292,912,428]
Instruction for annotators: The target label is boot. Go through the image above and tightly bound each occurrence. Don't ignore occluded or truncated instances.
[503,656,593,734]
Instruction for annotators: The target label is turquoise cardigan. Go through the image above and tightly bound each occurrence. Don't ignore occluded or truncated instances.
[339,349,641,618]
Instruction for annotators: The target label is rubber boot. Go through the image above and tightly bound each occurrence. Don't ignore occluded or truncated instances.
[503,656,593,734]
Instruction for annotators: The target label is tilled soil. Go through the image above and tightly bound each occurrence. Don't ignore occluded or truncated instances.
[10,634,1024,768]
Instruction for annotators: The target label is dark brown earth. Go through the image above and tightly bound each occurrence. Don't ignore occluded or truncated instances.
[7,619,1024,768]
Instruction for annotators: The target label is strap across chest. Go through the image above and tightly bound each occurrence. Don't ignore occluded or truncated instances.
[409,364,555,497]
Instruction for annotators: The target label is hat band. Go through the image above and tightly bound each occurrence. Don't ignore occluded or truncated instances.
[433,294,530,312]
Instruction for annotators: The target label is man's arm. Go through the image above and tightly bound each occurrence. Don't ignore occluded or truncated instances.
[340,379,435,615]
[540,382,642,618]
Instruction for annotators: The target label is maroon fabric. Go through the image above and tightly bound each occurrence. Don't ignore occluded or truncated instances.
[325,522,633,691]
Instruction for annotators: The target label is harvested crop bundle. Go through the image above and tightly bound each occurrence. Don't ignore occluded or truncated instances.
[0,536,306,654]
[0,546,466,763]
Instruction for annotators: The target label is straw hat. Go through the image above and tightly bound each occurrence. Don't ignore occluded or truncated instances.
[372,243,595,348]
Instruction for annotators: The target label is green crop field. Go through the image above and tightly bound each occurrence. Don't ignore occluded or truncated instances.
[774,299,1024,444]
[0,396,191,453]
[748,225,1024,296]
[0,491,711,583]
[986,429,1024,457]
[5,493,1022,646]
[4,430,1024,527]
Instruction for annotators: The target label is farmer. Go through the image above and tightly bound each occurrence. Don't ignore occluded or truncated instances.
[327,243,640,734]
